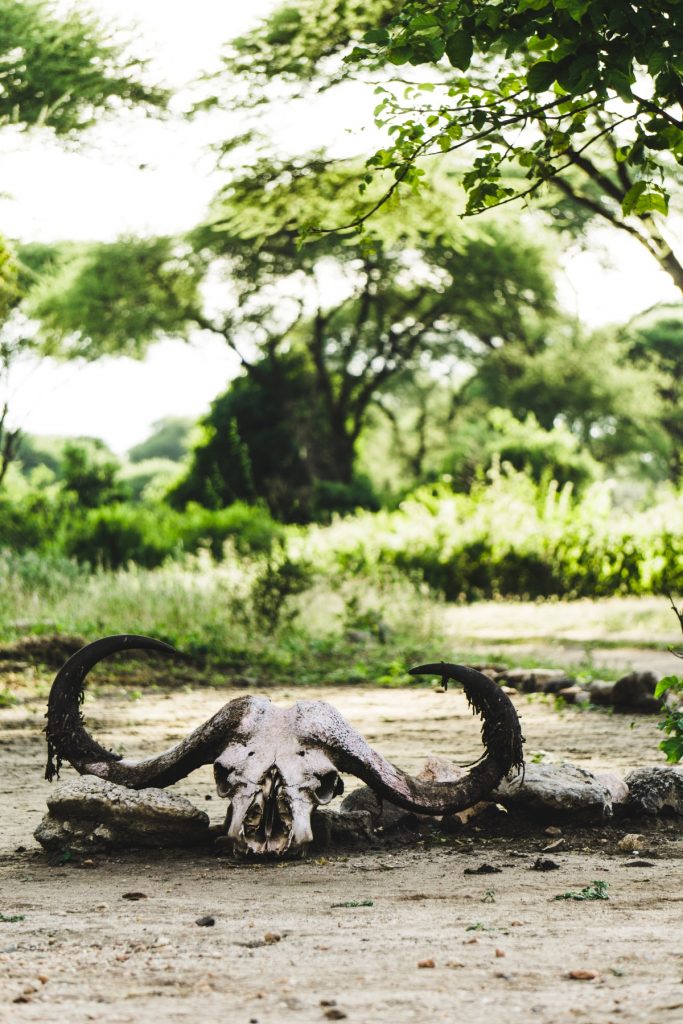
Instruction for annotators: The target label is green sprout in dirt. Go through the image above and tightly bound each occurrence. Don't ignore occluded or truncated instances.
[656,593,683,764]
[554,880,609,902]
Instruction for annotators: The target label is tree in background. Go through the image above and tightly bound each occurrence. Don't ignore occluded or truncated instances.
[128,417,194,464]
[21,164,557,512]
[170,353,335,521]
[60,441,124,509]
[625,309,683,482]
[0,0,167,138]
[0,237,20,485]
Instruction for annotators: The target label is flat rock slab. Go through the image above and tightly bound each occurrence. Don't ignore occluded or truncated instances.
[624,767,683,816]
[493,762,613,820]
[34,777,211,853]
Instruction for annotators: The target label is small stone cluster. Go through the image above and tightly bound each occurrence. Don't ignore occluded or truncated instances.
[490,666,677,714]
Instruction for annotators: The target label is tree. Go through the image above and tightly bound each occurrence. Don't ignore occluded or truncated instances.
[222,1,683,294]
[0,236,23,486]
[60,440,124,508]
[625,308,683,481]
[0,0,167,137]
[22,238,204,358]
[170,352,343,521]
[128,418,194,464]
[24,163,557,497]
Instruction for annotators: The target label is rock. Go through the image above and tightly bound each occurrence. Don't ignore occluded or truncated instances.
[493,763,613,820]
[618,833,645,852]
[531,857,560,871]
[557,686,591,705]
[311,807,375,848]
[340,756,466,831]
[494,668,575,694]
[624,766,683,816]
[612,671,661,713]
[594,771,629,806]
[587,680,616,706]
[34,777,211,853]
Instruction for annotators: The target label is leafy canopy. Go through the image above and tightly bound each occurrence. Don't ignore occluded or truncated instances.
[347,1,683,223]
[0,0,168,135]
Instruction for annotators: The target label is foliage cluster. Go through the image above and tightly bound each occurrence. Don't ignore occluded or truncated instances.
[296,469,683,600]
[0,488,280,569]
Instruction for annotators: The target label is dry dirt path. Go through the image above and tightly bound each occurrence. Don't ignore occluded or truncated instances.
[1,679,682,1024]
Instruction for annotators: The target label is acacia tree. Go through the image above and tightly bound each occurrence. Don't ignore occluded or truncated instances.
[0,0,168,138]
[221,0,683,294]
[22,162,557,495]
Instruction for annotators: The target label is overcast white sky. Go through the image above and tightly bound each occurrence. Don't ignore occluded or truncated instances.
[1,0,681,453]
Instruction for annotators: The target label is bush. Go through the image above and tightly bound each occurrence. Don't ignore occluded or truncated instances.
[62,501,281,569]
[298,469,683,600]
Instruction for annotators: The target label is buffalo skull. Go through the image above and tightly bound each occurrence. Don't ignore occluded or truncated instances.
[44,635,524,857]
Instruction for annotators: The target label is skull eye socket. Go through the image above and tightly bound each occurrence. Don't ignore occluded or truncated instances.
[314,771,344,805]
[214,763,234,797]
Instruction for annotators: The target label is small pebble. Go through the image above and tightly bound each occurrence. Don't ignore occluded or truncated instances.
[417,958,436,968]
[531,857,560,872]
[264,932,281,944]
[569,969,598,981]
[495,949,506,958]
[324,1011,347,1021]
[196,916,215,927]
[545,826,562,837]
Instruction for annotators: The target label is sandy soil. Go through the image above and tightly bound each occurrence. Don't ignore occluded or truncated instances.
[1,676,683,1024]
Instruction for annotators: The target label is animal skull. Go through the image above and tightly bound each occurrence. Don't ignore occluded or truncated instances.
[212,702,343,855]
[44,635,523,858]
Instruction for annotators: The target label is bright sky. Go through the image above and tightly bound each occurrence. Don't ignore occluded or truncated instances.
[1,0,681,453]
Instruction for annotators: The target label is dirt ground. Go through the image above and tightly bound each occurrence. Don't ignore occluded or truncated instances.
[2,667,683,1024]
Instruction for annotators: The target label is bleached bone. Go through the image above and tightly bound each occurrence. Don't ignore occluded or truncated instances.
[44,635,523,857]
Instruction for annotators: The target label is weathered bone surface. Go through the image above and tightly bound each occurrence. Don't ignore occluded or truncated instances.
[41,635,524,857]
[34,776,210,852]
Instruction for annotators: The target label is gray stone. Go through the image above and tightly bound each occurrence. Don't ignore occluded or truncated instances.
[311,807,375,848]
[624,766,683,816]
[496,668,575,694]
[340,756,467,830]
[594,771,630,806]
[612,671,661,713]
[493,762,613,820]
[557,686,591,705]
[587,680,616,706]
[340,786,412,829]
[34,777,211,853]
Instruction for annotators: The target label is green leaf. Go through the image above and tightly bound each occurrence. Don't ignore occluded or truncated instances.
[445,31,474,71]
[387,46,411,66]
[660,735,683,763]
[622,181,646,216]
[363,28,391,46]
[527,61,558,92]
[634,191,669,216]
[655,675,682,699]
[555,0,591,21]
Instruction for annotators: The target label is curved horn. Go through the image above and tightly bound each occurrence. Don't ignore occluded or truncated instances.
[45,634,252,789]
[303,662,523,815]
